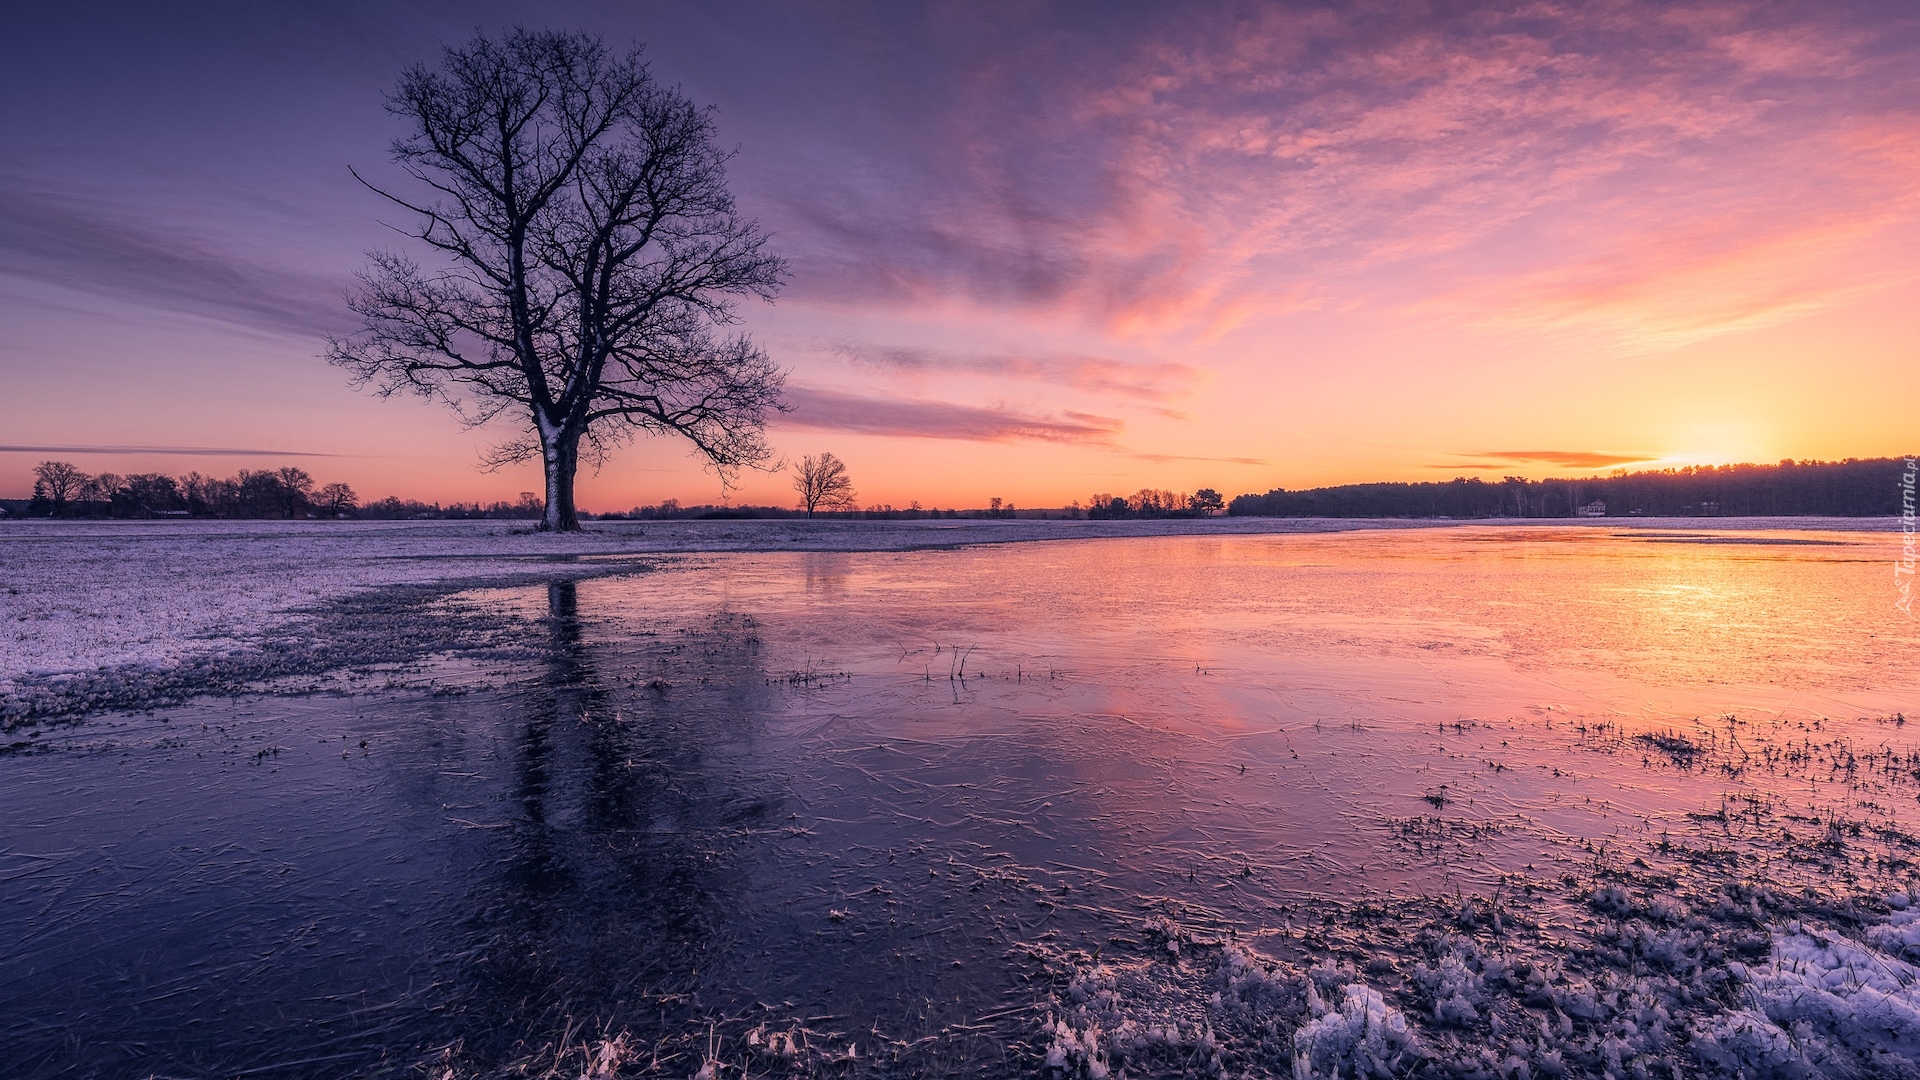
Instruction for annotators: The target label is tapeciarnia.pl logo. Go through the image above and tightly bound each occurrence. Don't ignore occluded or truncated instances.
[1899,458,1917,619]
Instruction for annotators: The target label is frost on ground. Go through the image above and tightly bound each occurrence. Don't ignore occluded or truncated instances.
[427,888,1920,1079]
[0,582,559,729]
[1025,882,1920,1080]
[0,520,700,727]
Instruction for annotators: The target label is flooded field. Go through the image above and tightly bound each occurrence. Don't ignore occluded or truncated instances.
[3,525,1916,1078]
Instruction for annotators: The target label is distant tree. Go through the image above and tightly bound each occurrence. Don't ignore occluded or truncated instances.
[237,470,285,517]
[122,474,183,516]
[328,29,788,532]
[179,472,213,516]
[1191,488,1224,515]
[361,495,410,518]
[82,473,122,516]
[1502,476,1529,517]
[792,452,855,518]
[203,476,242,517]
[31,461,88,515]
[271,467,315,517]
[316,482,358,517]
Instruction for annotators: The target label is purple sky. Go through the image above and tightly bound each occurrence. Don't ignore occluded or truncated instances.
[4,1,1917,508]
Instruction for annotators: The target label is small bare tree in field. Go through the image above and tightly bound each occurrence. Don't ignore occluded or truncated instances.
[32,461,87,514]
[792,453,855,518]
[328,29,787,532]
[316,483,358,517]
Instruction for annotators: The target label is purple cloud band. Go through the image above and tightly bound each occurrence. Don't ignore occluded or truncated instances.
[780,386,1121,444]
[0,445,338,457]
[0,182,346,338]
[831,342,1202,401]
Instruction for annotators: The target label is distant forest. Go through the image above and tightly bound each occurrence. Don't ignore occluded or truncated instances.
[6,459,1037,522]
[15,461,550,521]
[8,456,1909,522]
[1228,458,1910,518]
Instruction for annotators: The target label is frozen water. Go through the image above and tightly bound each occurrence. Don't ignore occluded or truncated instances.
[0,523,1915,1077]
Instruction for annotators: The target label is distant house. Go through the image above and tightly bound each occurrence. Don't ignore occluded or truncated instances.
[1578,500,1607,517]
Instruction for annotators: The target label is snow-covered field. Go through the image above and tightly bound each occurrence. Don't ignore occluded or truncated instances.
[0,516,1892,690]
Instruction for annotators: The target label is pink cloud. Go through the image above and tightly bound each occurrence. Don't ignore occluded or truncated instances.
[778,0,1918,349]
[827,343,1205,401]
[779,385,1123,444]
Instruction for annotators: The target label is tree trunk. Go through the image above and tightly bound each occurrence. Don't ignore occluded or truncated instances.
[540,425,582,532]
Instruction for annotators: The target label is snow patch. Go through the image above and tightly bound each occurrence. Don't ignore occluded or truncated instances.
[1694,921,1920,1077]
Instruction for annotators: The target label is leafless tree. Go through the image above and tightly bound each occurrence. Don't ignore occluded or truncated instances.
[316,482,358,517]
[123,474,183,515]
[83,473,122,515]
[32,461,88,513]
[328,29,787,532]
[274,467,316,517]
[792,452,855,518]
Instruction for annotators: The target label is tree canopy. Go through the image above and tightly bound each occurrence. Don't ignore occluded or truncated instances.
[329,28,787,531]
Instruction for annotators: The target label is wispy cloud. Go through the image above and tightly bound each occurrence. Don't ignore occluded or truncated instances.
[780,386,1122,444]
[1130,452,1267,466]
[1430,450,1658,470]
[0,180,346,338]
[829,342,1203,401]
[767,1,1920,348]
[0,445,338,457]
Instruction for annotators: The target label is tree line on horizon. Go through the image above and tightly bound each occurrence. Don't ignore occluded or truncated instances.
[18,460,547,521]
[1226,458,1910,518]
[24,461,364,520]
[1084,489,1226,519]
[15,456,1907,523]
[10,458,1035,522]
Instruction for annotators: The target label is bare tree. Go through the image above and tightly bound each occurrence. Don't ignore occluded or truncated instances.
[316,482,358,517]
[83,473,122,516]
[180,471,210,516]
[328,29,787,532]
[32,461,88,514]
[274,467,316,518]
[792,452,855,518]
[123,474,183,515]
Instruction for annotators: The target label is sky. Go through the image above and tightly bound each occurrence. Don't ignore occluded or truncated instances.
[2,0,1917,510]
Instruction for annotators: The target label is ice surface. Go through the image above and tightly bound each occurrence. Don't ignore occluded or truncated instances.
[0,517,1448,687]
[1,515,1894,690]
[4,519,1917,1077]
